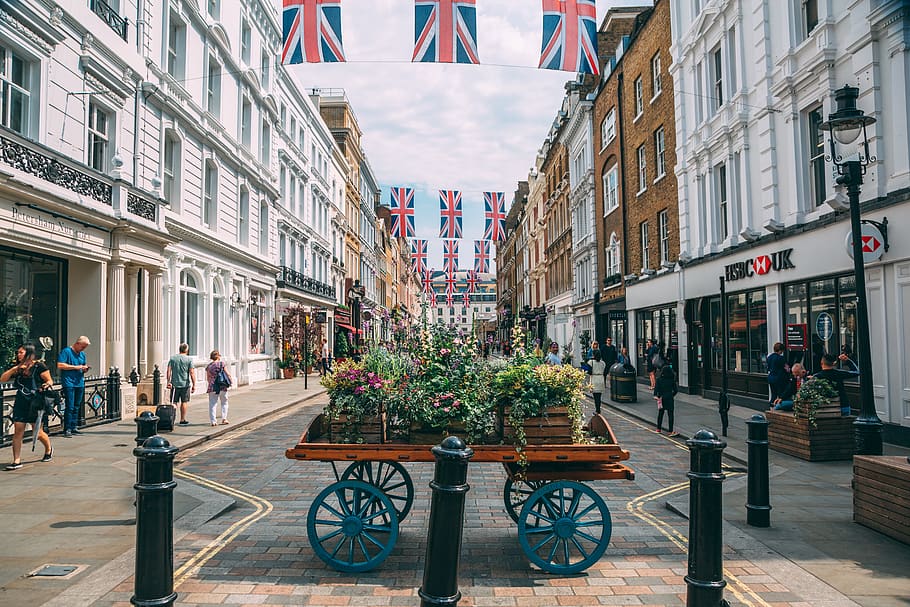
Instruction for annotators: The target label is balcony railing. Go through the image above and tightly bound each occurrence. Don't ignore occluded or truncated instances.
[91,0,128,41]
[277,266,336,301]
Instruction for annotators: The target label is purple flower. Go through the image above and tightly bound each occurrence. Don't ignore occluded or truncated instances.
[354,386,365,395]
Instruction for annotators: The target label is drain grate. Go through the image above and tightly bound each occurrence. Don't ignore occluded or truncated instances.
[32,565,78,577]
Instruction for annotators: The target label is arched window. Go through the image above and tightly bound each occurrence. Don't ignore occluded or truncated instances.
[179,270,199,355]
[212,279,225,351]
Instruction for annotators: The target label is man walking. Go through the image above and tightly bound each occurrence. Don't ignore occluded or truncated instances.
[320,339,331,376]
[57,336,91,438]
[167,343,195,425]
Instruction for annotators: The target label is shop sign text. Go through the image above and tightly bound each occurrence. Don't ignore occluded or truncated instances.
[724,248,795,282]
[10,206,91,241]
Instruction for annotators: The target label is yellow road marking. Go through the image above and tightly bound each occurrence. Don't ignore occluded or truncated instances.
[173,469,274,587]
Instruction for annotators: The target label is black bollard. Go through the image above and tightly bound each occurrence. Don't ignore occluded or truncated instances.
[132,436,179,607]
[746,414,771,527]
[152,365,162,407]
[109,367,122,419]
[134,411,159,448]
[418,435,474,607]
[685,429,730,607]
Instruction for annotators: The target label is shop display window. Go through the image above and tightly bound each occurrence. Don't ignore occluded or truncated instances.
[784,274,858,375]
[725,288,767,374]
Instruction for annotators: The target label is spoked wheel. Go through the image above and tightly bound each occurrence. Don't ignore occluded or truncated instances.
[306,480,399,572]
[503,477,548,523]
[341,461,414,522]
[517,480,612,574]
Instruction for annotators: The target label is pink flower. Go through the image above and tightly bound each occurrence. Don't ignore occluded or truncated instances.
[354,386,365,395]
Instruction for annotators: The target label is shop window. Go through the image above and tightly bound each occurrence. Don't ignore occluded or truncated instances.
[250,290,265,354]
[785,274,858,374]
[748,290,768,373]
[212,280,225,350]
[0,248,64,374]
[179,270,199,355]
[726,288,766,373]
[709,296,723,371]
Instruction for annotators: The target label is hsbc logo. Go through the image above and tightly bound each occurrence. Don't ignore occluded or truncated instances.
[725,249,795,281]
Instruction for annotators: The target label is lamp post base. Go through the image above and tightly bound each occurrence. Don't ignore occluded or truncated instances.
[854,416,884,456]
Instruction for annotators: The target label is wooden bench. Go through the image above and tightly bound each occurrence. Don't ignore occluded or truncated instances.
[854,456,910,545]
[766,410,855,461]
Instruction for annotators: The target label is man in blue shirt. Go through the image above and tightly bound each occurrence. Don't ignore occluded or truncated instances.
[545,342,562,366]
[57,336,91,438]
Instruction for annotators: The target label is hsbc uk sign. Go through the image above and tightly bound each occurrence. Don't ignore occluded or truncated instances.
[724,248,796,281]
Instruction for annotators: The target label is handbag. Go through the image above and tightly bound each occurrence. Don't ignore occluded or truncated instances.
[656,396,663,410]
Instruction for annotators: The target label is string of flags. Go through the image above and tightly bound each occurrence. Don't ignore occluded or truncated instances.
[281,0,600,76]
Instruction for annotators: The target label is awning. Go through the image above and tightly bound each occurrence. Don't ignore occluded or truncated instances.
[336,323,362,334]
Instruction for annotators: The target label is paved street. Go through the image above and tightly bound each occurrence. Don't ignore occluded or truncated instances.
[12,383,899,607]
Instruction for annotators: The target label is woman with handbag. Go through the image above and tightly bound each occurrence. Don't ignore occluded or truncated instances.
[2,344,54,470]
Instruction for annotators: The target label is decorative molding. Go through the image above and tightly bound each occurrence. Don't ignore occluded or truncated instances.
[0,8,53,55]
[127,193,157,222]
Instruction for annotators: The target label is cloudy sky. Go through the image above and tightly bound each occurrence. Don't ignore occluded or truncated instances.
[284,0,649,270]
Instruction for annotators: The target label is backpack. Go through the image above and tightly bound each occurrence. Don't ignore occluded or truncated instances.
[212,363,232,393]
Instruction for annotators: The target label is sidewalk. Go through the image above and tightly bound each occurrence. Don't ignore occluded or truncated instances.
[0,375,326,607]
[604,384,910,607]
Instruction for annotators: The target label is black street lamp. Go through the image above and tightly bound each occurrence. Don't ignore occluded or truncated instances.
[347,279,366,361]
[819,85,882,456]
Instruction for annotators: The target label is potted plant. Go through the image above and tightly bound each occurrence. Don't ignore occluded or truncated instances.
[277,353,296,379]
[793,377,839,428]
[334,331,350,363]
[320,358,391,443]
[768,376,854,461]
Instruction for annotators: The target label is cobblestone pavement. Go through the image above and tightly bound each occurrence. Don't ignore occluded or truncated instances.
[95,397,864,607]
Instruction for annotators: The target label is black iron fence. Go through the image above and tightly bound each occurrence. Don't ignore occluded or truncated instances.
[1,368,122,448]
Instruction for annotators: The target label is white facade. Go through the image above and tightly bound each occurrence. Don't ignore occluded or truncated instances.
[563,84,597,364]
[661,0,910,427]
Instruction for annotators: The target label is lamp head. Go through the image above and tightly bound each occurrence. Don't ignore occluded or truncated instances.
[819,85,876,146]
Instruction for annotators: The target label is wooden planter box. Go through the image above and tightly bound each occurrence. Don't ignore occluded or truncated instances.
[502,406,576,445]
[329,412,386,444]
[766,409,854,461]
[854,456,910,545]
[408,421,465,445]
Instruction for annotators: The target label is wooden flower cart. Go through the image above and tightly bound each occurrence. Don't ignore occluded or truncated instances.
[285,413,635,575]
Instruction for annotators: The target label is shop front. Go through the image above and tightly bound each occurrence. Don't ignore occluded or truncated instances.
[636,304,680,380]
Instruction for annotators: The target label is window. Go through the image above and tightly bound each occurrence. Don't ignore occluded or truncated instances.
[602,166,618,214]
[240,97,252,148]
[711,46,723,111]
[784,274,859,375]
[203,161,217,229]
[240,18,251,65]
[166,15,186,79]
[163,131,181,208]
[207,0,220,20]
[289,174,296,214]
[289,116,297,140]
[726,289,767,374]
[259,201,269,255]
[572,149,586,184]
[634,76,643,117]
[606,233,620,278]
[260,52,270,89]
[640,221,650,270]
[206,57,221,117]
[806,105,827,207]
[212,280,225,350]
[239,187,249,245]
[654,127,666,179]
[299,127,306,152]
[250,290,265,354]
[802,0,818,39]
[87,102,110,172]
[600,108,616,147]
[715,163,728,241]
[651,53,662,98]
[179,271,199,355]
[260,119,271,165]
[636,145,647,193]
[659,210,670,264]
[694,60,704,123]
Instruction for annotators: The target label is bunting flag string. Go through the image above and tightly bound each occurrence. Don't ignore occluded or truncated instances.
[445,281,455,308]
[443,239,459,275]
[539,0,599,75]
[282,0,346,64]
[439,190,464,238]
[466,270,478,293]
[390,187,416,238]
[462,290,471,308]
[411,239,428,273]
[483,191,506,242]
[474,240,490,273]
[413,0,480,64]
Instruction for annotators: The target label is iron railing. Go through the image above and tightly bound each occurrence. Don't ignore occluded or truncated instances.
[277,266,337,301]
[1,368,122,448]
[90,0,128,41]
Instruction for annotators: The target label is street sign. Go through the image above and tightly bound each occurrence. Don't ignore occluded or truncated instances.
[845,223,885,263]
[315,310,327,323]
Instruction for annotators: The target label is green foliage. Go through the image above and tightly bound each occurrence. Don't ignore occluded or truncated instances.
[334,331,350,358]
[794,377,838,428]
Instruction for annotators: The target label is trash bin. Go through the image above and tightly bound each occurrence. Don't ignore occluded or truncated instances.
[609,363,638,403]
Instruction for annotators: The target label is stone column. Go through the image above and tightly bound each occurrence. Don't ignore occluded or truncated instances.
[107,261,127,371]
[147,269,164,374]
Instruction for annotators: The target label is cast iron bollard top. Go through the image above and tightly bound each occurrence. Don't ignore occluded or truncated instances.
[133,435,179,458]
[748,414,768,424]
[687,428,726,449]
[432,435,474,460]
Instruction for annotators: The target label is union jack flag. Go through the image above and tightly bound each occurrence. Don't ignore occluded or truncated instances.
[474,240,490,273]
[282,0,346,64]
[390,187,416,238]
[422,268,435,295]
[443,239,459,274]
[539,0,599,75]
[445,282,455,308]
[413,0,480,64]
[411,239,428,273]
[483,191,507,242]
[466,270,478,293]
[462,290,471,308]
[439,190,463,239]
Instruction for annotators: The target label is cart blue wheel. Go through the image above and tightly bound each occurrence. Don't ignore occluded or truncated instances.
[503,477,547,524]
[307,480,399,572]
[517,481,612,574]
[342,461,414,522]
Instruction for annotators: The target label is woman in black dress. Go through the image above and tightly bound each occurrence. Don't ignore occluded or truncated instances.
[1,344,54,470]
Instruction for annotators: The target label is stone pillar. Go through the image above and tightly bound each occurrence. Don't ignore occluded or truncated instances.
[107,261,127,371]
[147,269,164,374]
[127,266,140,372]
